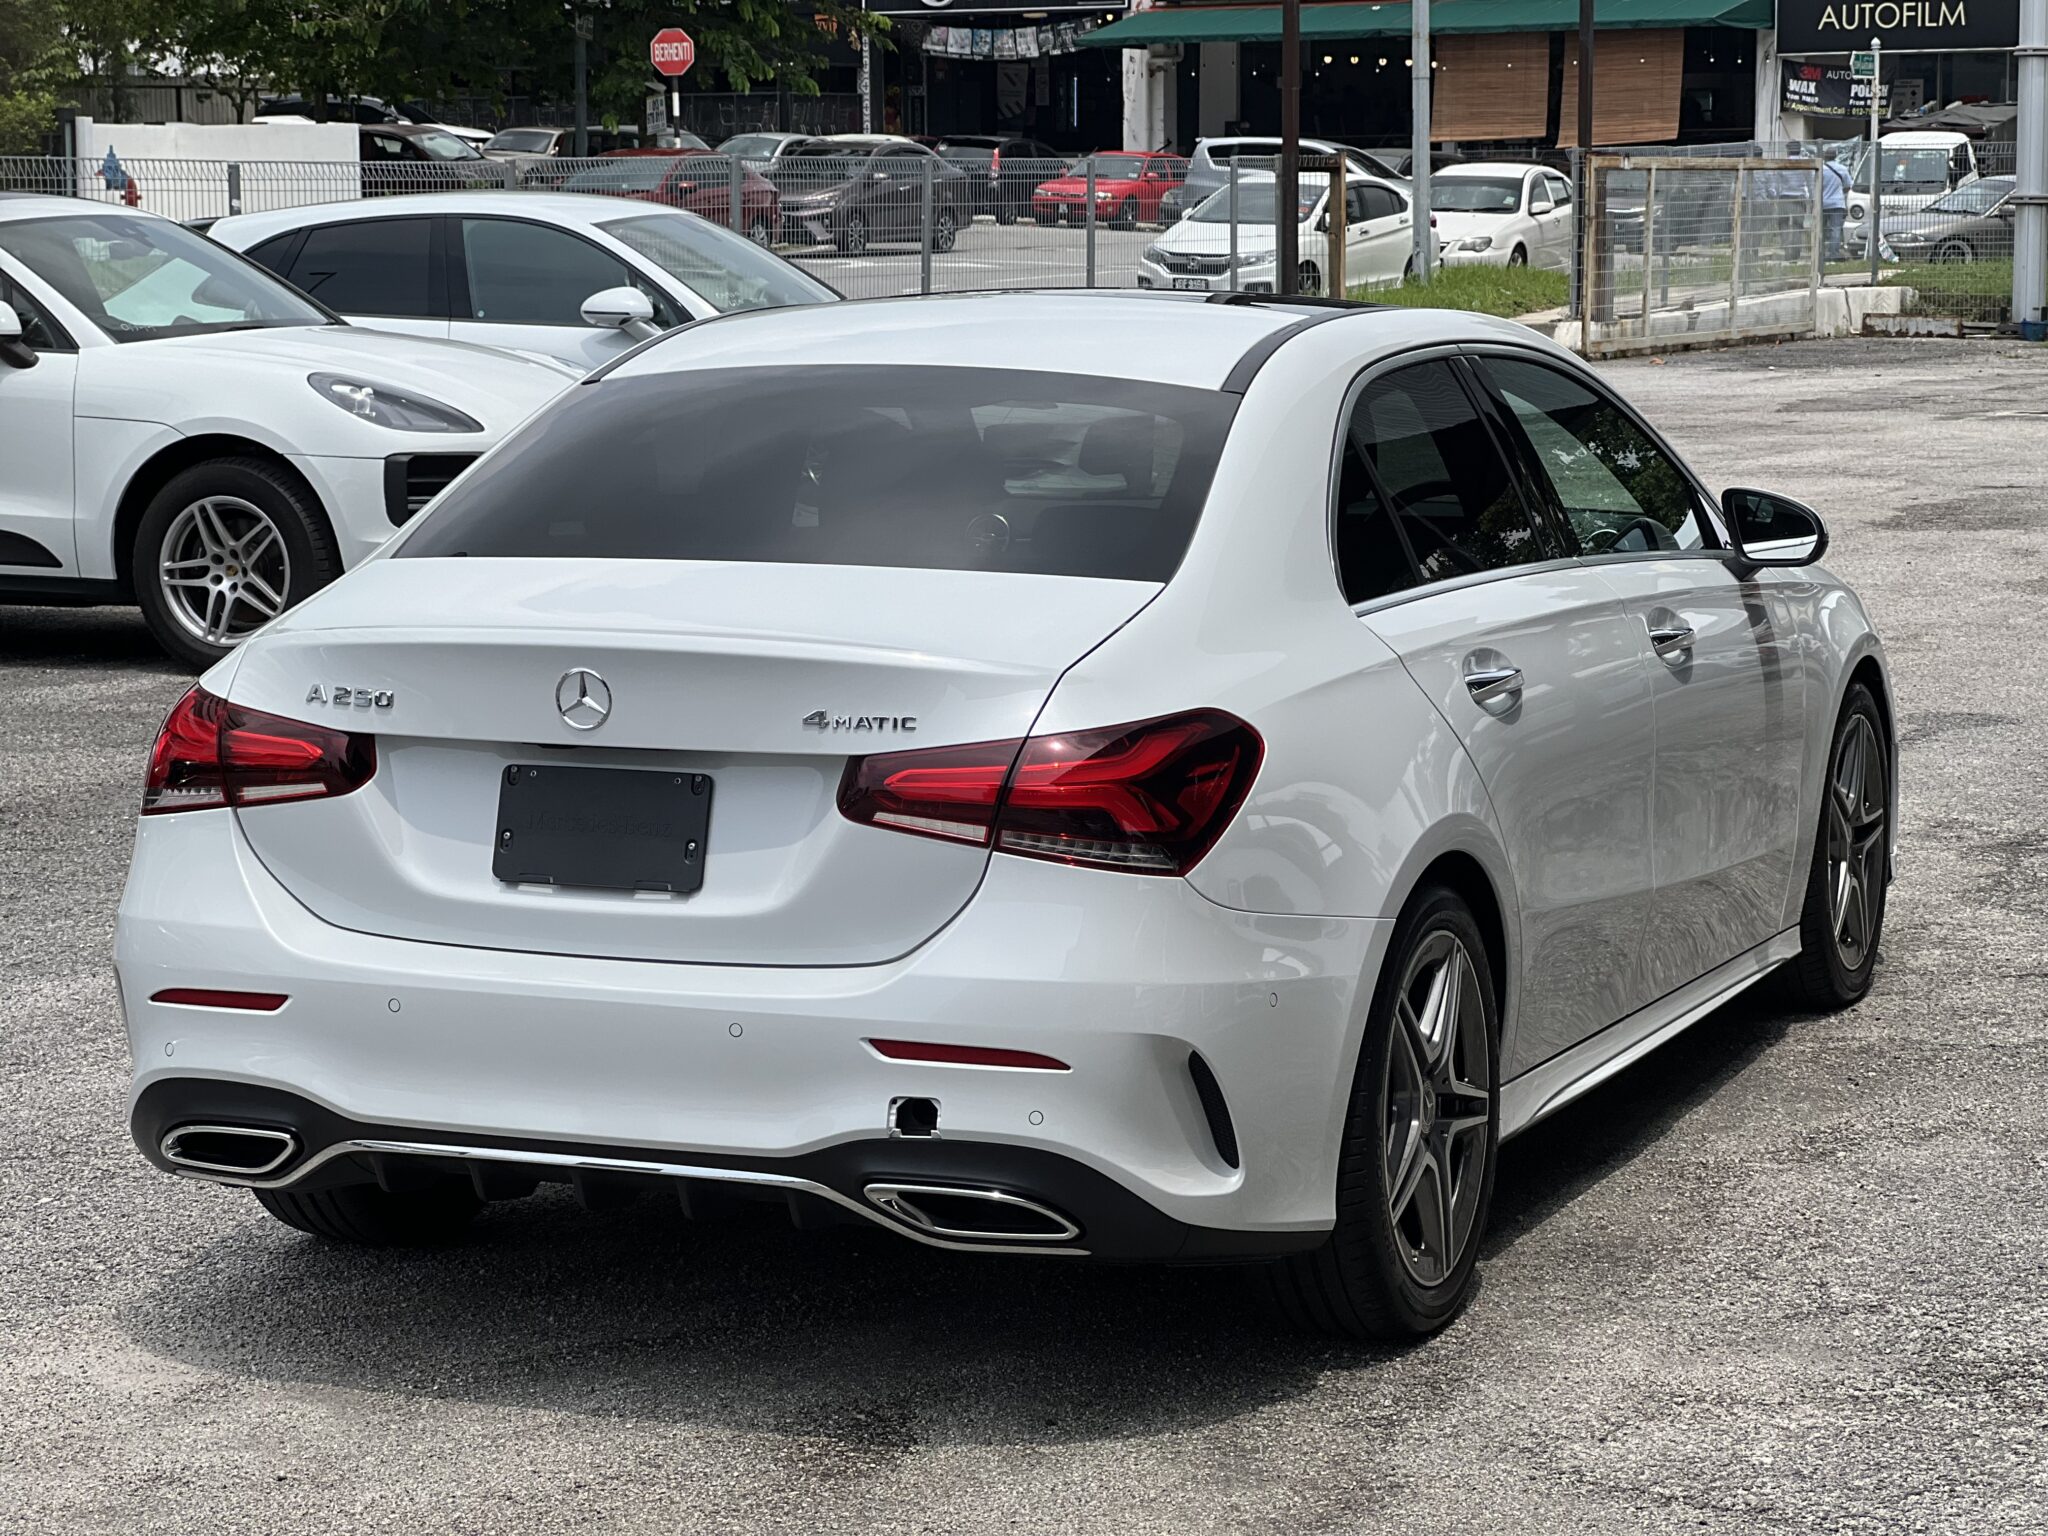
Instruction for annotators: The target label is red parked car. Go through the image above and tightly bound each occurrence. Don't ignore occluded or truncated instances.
[1031,151,1186,229]
[563,149,782,244]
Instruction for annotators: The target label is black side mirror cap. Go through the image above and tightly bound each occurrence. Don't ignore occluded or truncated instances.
[1723,486,1829,568]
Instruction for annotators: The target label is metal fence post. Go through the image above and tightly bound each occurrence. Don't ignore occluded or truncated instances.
[1327,156,1346,297]
[1642,165,1659,327]
[226,161,242,217]
[1570,147,1584,318]
[919,156,934,294]
[1729,163,1747,318]
[1085,161,1097,288]
[729,153,743,239]
[1227,158,1240,292]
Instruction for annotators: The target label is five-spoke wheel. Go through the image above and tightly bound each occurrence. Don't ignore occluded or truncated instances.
[1784,681,1891,1009]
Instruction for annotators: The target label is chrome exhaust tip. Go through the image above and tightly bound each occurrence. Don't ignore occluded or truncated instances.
[863,1182,1080,1243]
[160,1124,299,1179]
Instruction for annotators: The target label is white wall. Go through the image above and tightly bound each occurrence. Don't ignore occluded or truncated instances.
[69,117,364,219]
[75,116,360,164]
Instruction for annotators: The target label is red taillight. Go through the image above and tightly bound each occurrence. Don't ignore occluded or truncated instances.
[143,686,377,816]
[868,1039,1070,1071]
[151,988,289,1011]
[838,710,1261,876]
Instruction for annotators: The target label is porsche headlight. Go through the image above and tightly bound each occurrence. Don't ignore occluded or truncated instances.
[309,373,484,433]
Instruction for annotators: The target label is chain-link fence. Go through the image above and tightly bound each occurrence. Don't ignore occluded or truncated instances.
[0,151,1430,304]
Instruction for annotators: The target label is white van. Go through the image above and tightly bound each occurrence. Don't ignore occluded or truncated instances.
[1842,130,1981,257]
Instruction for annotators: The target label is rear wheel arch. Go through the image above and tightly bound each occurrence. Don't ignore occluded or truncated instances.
[112,435,335,597]
[1412,851,1509,1023]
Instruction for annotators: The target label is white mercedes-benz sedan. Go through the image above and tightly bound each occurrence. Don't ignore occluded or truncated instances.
[115,293,1895,1339]
[0,195,577,669]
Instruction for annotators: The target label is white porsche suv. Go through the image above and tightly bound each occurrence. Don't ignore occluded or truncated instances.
[0,195,576,669]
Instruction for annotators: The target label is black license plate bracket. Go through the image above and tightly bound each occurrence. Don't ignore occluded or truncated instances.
[492,764,713,894]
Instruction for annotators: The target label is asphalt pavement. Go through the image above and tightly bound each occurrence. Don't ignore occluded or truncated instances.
[1,338,2044,1534]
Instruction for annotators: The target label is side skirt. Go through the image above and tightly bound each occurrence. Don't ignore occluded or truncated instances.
[1499,928,1801,1141]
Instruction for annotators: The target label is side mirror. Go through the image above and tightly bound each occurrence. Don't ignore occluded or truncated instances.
[1530,196,1555,215]
[1315,211,1330,232]
[1724,487,1828,567]
[0,301,36,369]
[580,285,657,334]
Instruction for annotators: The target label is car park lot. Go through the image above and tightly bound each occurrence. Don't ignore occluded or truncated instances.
[786,214,1163,297]
[2,338,2044,1532]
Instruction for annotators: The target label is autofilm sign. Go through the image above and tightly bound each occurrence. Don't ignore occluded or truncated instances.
[1782,61,1892,115]
[1776,0,2020,53]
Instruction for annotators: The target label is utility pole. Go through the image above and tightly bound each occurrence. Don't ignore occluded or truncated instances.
[1577,0,1594,156]
[2015,0,2047,329]
[1411,0,1431,283]
[1278,0,1300,294]
[571,5,592,157]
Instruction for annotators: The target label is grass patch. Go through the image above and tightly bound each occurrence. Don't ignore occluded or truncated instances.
[1351,264,1570,318]
[1881,259,2013,323]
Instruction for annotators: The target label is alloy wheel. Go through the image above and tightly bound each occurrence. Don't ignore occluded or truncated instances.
[842,214,867,253]
[1826,712,1888,971]
[748,217,773,246]
[1381,930,1493,1288]
[157,495,292,647]
[1297,261,1323,295]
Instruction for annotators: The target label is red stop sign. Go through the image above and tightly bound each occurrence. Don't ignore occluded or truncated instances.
[650,28,695,78]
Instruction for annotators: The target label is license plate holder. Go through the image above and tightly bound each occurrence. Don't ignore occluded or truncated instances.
[493,764,713,894]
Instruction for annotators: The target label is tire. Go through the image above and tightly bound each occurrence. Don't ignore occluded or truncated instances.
[1297,260,1323,295]
[255,1180,481,1247]
[1114,198,1136,230]
[837,212,867,254]
[1779,682,1891,1011]
[1508,244,1528,267]
[1933,239,1974,265]
[747,216,774,246]
[1266,886,1501,1340]
[132,456,340,673]
[932,208,959,254]
[996,203,1019,226]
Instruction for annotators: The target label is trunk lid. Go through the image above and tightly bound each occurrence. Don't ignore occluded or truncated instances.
[227,558,1156,965]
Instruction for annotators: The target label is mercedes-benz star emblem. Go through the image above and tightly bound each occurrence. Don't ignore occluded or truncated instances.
[555,668,612,731]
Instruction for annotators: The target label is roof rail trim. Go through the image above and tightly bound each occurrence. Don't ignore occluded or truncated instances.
[1220,303,1384,394]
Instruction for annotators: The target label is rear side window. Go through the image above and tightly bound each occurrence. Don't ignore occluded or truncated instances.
[288,218,433,317]
[459,218,633,324]
[1343,361,1547,591]
[400,365,1238,582]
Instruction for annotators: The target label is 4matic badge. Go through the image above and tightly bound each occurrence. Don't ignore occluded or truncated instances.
[802,711,917,732]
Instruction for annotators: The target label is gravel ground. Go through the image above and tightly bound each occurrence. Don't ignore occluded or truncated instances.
[1,337,2043,1534]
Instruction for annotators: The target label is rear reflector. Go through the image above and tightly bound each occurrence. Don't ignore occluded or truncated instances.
[143,686,376,816]
[838,709,1262,877]
[150,988,289,1011]
[868,1039,1071,1071]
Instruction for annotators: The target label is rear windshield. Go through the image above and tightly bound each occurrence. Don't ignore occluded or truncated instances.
[399,365,1238,581]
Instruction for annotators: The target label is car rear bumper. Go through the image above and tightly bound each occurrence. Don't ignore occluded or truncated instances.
[117,809,1389,1256]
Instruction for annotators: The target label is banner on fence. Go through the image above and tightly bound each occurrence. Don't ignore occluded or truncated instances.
[1782,62,1892,117]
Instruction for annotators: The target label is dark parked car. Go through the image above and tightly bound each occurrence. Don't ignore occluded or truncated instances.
[562,150,782,244]
[359,123,508,195]
[766,137,974,253]
[1883,174,2015,263]
[934,134,1066,224]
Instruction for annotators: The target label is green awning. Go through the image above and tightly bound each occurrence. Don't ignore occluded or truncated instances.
[1081,0,1772,48]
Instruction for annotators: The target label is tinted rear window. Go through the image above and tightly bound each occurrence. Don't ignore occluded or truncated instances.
[399,366,1238,581]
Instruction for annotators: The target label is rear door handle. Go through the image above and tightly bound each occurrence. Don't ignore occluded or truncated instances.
[1464,666,1524,706]
[1649,624,1696,659]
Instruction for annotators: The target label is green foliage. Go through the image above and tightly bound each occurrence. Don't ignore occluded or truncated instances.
[0,0,64,149]
[1356,264,1571,319]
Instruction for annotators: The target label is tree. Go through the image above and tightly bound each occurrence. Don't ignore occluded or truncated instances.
[0,0,63,151]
